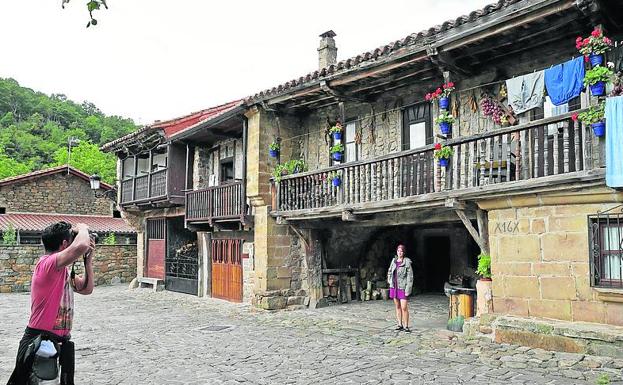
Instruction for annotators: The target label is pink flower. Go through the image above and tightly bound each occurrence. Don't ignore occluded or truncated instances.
[434,143,442,150]
[592,29,601,37]
[576,36,583,42]
[571,113,578,122]
[425,93,432,101]
[584,56,590,63]
[583,38,590,45]
[604,37,612,45]
[436,88,442,94]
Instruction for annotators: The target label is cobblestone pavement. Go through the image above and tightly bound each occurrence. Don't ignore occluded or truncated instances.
[2,286,623,384]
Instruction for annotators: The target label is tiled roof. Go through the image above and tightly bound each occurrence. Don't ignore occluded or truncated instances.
[0,165,112,190]
[101,99,244,151]
[248,0,524,101]
[0,213,136,233]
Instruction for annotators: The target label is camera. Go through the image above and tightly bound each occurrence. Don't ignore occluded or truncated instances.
[71,230,99,243]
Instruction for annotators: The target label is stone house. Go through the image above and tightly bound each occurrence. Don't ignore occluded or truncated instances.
[0,165,137,292]
[104,0,623,345]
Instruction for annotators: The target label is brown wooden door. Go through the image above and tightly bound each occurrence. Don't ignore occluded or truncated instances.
[146,218,165,280]
[211,239,243,302]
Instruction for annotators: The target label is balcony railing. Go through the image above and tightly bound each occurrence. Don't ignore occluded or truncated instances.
[120,169,168,204]
[186,181,245,224]
[273,111,603,214]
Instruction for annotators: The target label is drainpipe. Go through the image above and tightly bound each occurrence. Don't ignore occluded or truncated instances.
[242,116,248,217]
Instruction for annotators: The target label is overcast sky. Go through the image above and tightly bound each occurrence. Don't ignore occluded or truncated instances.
[0,0,492,125]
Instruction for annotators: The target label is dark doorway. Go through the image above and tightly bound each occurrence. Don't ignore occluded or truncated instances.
[423,236,451,292]
[165,216,198,295]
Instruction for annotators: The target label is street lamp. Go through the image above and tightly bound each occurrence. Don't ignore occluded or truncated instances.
[89,174,117,202]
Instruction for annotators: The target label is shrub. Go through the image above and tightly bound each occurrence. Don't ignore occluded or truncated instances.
[476,253,492,279]
[2,223,17,246]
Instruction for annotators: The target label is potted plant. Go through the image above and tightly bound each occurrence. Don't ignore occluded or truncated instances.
[574,103,606,137]
[269,140,280,158]
[433,143,453,167]
[272,163,288,182]
[329,122,343,141]
[435,110,455,135]
[272,159,308,183]
[330,143,344,161]
[475,253,493,316]
[425,82,455,110]
[576,27,613,67]
[328,171,341,187]
[584,65,613,96]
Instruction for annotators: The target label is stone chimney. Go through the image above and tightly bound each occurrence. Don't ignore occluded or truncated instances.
[318,30,337,69]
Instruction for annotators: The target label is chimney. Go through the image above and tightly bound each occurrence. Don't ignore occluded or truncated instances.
[318,30,337,69]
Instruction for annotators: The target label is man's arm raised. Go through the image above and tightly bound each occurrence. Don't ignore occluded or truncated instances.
[55,223,93,269]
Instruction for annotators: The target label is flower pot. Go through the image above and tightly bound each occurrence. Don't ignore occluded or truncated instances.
[269,149,278,158]
[332,132,342,141]
[476,278,493,316]
[589,53,604,67]
[590,81,605,96]
[438,158,449,167]
[592,121,605,137]
[440,122,452,135]
[332,152,342,161]
[439,97,449,110]
[331,177,341,187]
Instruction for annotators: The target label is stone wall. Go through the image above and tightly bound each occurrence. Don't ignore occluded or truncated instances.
[0,244,137,293]
[0,173,112,216]
[487,195,623,326]
[193,139,245,189]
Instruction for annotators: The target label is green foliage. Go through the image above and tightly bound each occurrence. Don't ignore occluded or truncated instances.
[330,143,344,154]
[476,253,492,279]
[0,78,137,183]
[102,233,116,245]
[596,373,611,385]
[584,66,613,86]
[433,144,454,159]
[2,223,17,246]
[434,110,456,125]
[272,159,308,182]
[329,123,343,134]
[328,171,341,181]
[269,140,280,151]
[62,0,108,27]
[52,141,117,184]
[578,103,605,125]
[447,316,465,332]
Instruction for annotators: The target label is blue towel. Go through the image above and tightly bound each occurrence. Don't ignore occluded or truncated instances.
[544,57,585,106]
[606,96,623,188]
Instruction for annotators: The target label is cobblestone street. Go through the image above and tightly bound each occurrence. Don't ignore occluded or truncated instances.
[1,286,623,384]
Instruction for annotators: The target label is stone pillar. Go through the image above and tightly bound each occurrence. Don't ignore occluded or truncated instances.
[197,232,211,297]
[136,231,144,278]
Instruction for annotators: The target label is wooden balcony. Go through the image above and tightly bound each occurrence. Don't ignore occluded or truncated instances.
[120,169,183,207]
[186,181,249,227]
[272,111,605,219]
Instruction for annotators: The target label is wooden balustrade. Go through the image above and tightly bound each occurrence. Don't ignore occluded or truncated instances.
[274,111,601,213]
[150,169,167,197]
[121,180,133,203]
[120,169,168,204]
[186,181,245,223]
[134,175,149,201]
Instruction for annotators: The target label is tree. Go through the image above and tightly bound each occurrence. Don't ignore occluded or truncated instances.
[52,141,117,184]
[62,0,108,27]
[0,152,30,180]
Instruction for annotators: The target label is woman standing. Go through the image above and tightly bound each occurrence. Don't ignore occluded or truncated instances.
[387,244,414,332]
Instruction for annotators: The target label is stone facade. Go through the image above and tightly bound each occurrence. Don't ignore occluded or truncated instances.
[482,188,623,326]
[0,244,137,293]
[0,172,112,216]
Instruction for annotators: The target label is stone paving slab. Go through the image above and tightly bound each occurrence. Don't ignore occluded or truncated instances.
[1,287,623,384]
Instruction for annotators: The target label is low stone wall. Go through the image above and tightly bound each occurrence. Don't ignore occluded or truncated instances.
[0,245,137,293]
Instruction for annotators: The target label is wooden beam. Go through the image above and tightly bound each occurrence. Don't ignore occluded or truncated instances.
[444,198,465,210]
[476,209,490,255]
[276,216,289,225]
[341,210,360,222]
[455,209,488,253]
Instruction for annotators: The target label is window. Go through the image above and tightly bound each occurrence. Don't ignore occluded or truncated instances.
[220,157,234,183]
[345,121,358,162]
[122,158,135,180]
[136,154,150,175]
[151,150,167,172]
[402,103,431,150]
[589,211,623,288]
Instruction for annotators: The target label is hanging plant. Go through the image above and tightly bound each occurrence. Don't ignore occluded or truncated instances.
[330,143,344,161]
[269,140,280,158]
[576,27,613,66]
[328,171,341,187]
[329,122,343,141]
[573,103,605,137]
[584,65,614,96]
[425,82,455,110]
[433,143,453,167]
[435,111,455,135]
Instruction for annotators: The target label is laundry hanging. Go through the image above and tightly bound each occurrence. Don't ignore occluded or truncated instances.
[544,57,585,106]
[605,96,623,188]
[505,71,545,114]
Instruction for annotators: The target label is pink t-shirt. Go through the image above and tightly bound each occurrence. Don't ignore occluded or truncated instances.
[28,253,74,337]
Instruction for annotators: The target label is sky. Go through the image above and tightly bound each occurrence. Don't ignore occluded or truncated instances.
[0,0,492,125]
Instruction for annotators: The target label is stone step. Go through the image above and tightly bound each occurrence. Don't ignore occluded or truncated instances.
[138,277,164,292]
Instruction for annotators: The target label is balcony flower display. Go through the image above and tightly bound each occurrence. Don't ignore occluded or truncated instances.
[576,28,613,67]
[330,143,344,161]
[272,159,308,182]
[329,122,343,141]
[269,140,280,158]
[433,142,454,167]
[434,111,456,135]
[328,171,341,187]
[425,82,455,110]
[574,102,605,137]
[583,65,613,96]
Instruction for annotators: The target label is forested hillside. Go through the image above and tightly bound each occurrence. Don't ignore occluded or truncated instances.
[0,77,138,182]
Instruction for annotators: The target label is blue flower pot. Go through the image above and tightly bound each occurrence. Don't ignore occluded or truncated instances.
[269,149,278,158]
[439,158,449,168]
[332,152,342,161]
[332,132,342,141]
[590,81,605,96]
[440,122,452,135]
[592,121,605,137]
[589,53,603,67]
[332,178,341,187]
[439,97,449,110]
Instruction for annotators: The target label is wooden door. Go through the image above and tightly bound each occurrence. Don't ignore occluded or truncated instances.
[146,218,165,280]
[211,239,243,302]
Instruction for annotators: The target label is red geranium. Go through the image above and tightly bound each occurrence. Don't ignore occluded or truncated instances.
[434,143,442,150]
[571,112,579,121]
[577,27,613,56]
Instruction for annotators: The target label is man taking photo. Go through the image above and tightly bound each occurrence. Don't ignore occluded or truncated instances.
[7,221,95,385]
